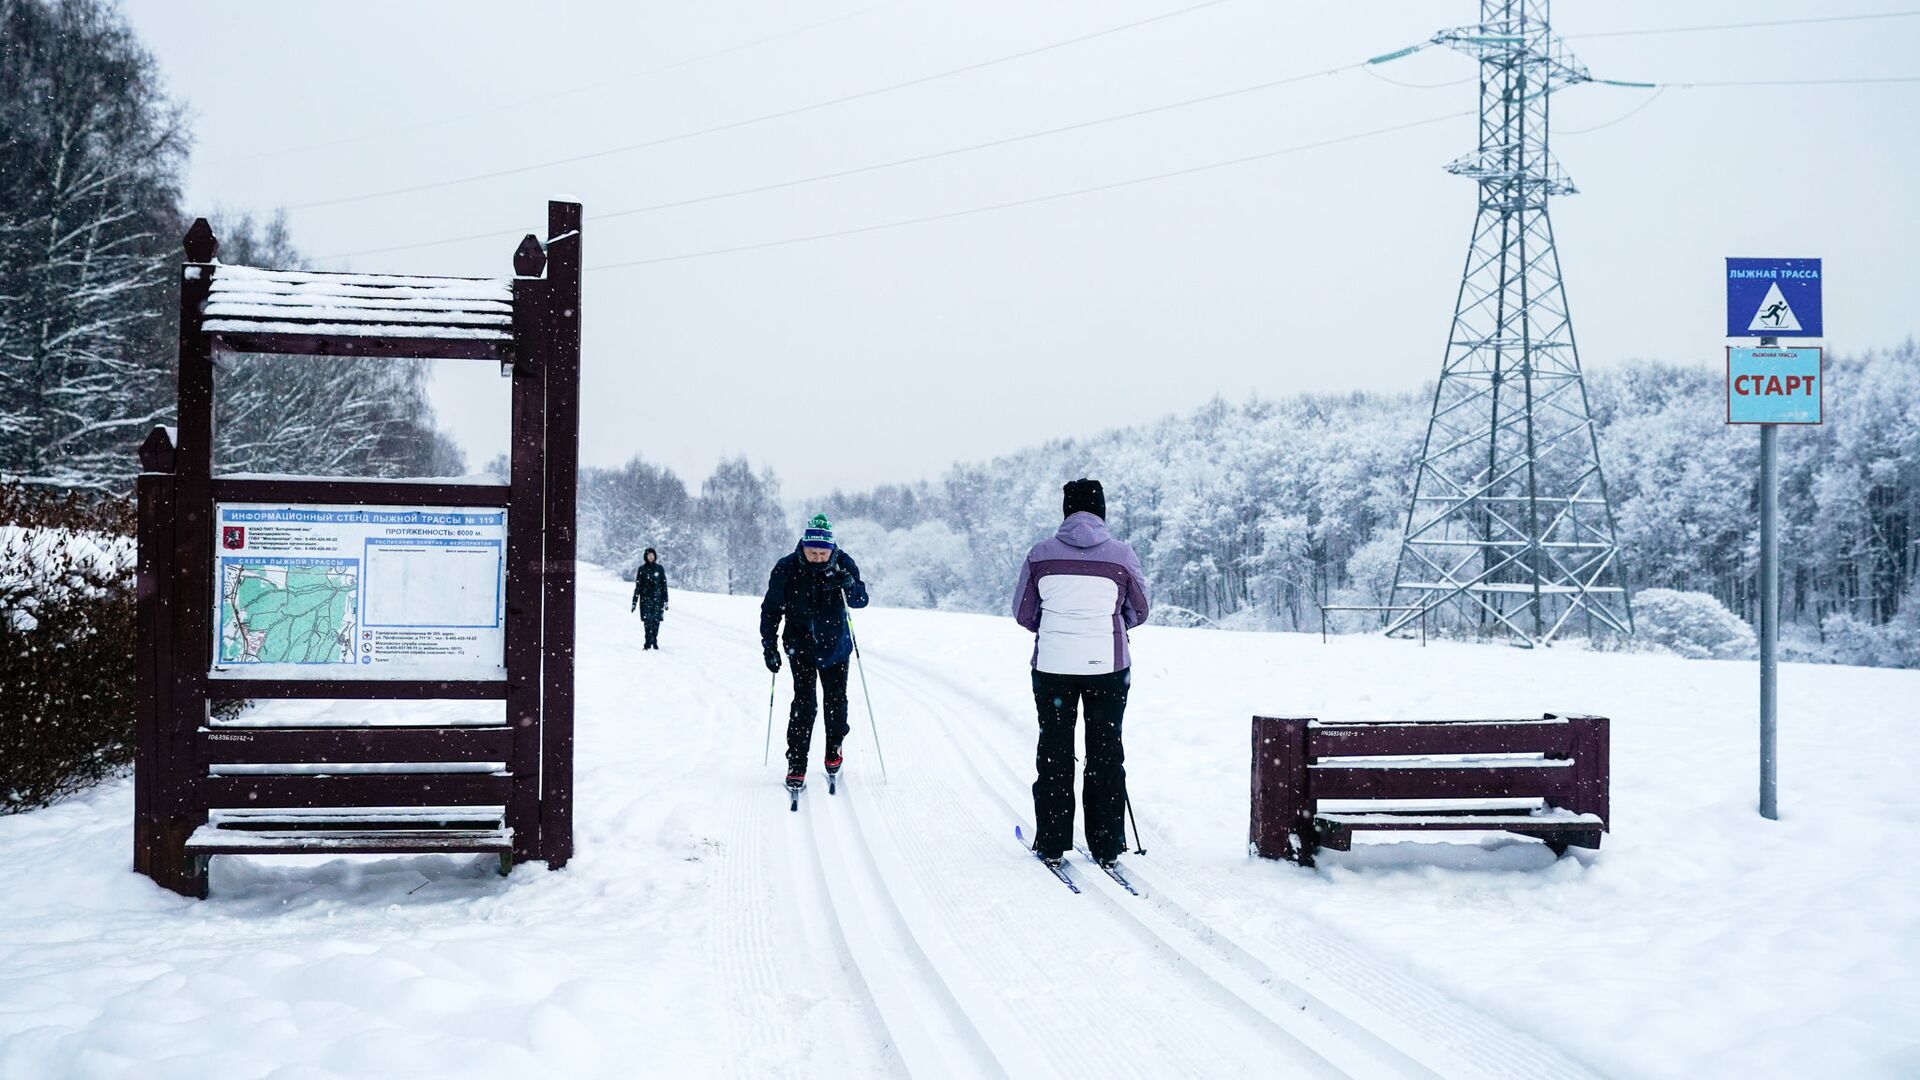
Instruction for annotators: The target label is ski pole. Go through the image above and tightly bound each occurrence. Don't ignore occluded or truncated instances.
[846,616,887,783]
[1125,790,1147,856]
[762,671,777,766]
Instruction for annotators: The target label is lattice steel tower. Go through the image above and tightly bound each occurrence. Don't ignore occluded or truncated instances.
[1388,0,1633,646]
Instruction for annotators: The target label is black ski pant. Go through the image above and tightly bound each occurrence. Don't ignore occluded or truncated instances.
[786,655,850,775]
[1030,668,1130,861]
[642,617,660,649]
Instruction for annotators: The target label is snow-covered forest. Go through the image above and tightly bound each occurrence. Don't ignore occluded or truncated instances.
[0,0,463,492]
[578,344,1920,668]
[3,0,1916,676]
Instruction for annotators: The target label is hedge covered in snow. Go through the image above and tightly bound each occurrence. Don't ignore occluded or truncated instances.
[0,484,136,813]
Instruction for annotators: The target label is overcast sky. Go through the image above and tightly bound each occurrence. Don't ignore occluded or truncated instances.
[124,1,1919,495]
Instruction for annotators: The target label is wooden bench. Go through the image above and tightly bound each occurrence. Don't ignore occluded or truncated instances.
[1249,714,1609,866]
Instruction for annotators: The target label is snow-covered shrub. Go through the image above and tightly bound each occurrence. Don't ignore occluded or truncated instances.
[1818,607,1918,669]
[1150,604,1216,629]
[1632,588,1757,660]
[0,484,138,813]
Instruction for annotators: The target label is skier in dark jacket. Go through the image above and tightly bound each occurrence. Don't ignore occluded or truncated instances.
[631,548,669,650]
[1010,479,1150,868]
[761,515,869,791]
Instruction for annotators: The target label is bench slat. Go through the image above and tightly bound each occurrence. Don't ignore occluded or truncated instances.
[198,725,513,765]
[211,805,503,828]
[1315,812,1603,827]
[1312,721,1578,758]
[209,330,508,361]
[203,773,511,809]
[186,826,511,854]
[1310,765,1575,800]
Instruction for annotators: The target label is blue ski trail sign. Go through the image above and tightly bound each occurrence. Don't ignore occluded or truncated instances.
[1726,258,1822,338]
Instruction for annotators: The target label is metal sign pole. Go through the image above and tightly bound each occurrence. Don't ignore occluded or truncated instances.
[1758,415,1779,821]
[1755,330,1781,821]
[1728,257,1820,820]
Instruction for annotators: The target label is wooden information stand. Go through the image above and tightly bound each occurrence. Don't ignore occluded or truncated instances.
[133,201,582,898]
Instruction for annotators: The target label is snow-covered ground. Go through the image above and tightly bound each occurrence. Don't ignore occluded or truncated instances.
[2,568,1916,1078]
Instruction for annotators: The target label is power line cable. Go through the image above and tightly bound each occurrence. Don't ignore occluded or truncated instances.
[1565,9,1920,40]
[215,1,902,166]
[315,54,1381,262]
[1665,75,1920,86]
[585,110,1470,272]
[1558,86,1668,134]
[1362,66,1474,90]
[309,57,1918,263]
[287,0,1236,212]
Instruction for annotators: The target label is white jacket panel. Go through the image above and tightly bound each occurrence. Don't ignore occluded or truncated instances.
[1035,574,1121,675]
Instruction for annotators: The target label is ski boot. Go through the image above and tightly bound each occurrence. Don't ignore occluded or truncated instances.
[824,752,843,794]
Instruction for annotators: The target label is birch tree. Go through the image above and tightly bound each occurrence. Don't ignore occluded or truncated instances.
[0,0,186,490]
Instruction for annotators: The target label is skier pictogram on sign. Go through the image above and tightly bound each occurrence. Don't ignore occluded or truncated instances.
[1726,257,1821,338]
[1748,282,1802,333]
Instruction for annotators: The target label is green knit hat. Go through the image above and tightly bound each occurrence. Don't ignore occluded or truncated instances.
[801,513,835,550]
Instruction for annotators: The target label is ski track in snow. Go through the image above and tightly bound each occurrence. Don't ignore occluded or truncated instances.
[672,597,1537,1080]
[867,650,1594,1079]
[679,602,1335,1079]
[4,572,1916,1077]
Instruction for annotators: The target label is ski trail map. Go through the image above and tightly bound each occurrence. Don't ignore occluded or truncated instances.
[219,559,358,664]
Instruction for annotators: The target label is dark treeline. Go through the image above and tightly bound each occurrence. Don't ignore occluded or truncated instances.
[587,346,1919,668]
[570,456,789,597]
[0,0,463,493]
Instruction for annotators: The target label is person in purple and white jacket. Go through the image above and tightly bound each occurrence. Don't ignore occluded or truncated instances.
[1010,478,1150,867]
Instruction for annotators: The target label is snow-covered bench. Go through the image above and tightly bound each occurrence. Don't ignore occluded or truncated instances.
[1249,714,1609,866]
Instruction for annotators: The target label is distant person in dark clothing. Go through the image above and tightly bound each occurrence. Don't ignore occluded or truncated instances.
[761,515,869,791]
[632,548,669,650]
[1011,479,1150,868]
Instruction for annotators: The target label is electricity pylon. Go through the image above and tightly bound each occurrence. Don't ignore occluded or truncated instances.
[1387,0,1634,646]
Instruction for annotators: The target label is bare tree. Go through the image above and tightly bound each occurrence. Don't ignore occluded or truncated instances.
[0,0,186,490]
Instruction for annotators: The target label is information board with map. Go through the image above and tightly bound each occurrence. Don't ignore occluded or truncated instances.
[212,503,507,676]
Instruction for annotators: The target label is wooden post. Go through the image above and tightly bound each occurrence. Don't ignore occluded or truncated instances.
[1250,716,1314,864]
[505,233,549,866]
[1557,713,1611,827]
[163,222,218,898]
[539,200,582,868]
[133,427,178,877]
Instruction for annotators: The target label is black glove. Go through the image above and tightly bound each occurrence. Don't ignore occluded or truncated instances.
[823,565,854,591]
[764,644,781,674]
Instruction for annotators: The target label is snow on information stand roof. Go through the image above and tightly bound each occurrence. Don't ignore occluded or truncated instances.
[200,265,514,355]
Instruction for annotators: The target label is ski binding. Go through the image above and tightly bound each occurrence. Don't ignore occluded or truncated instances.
[1016,825,1079,894]
[1076,847,1141,896]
